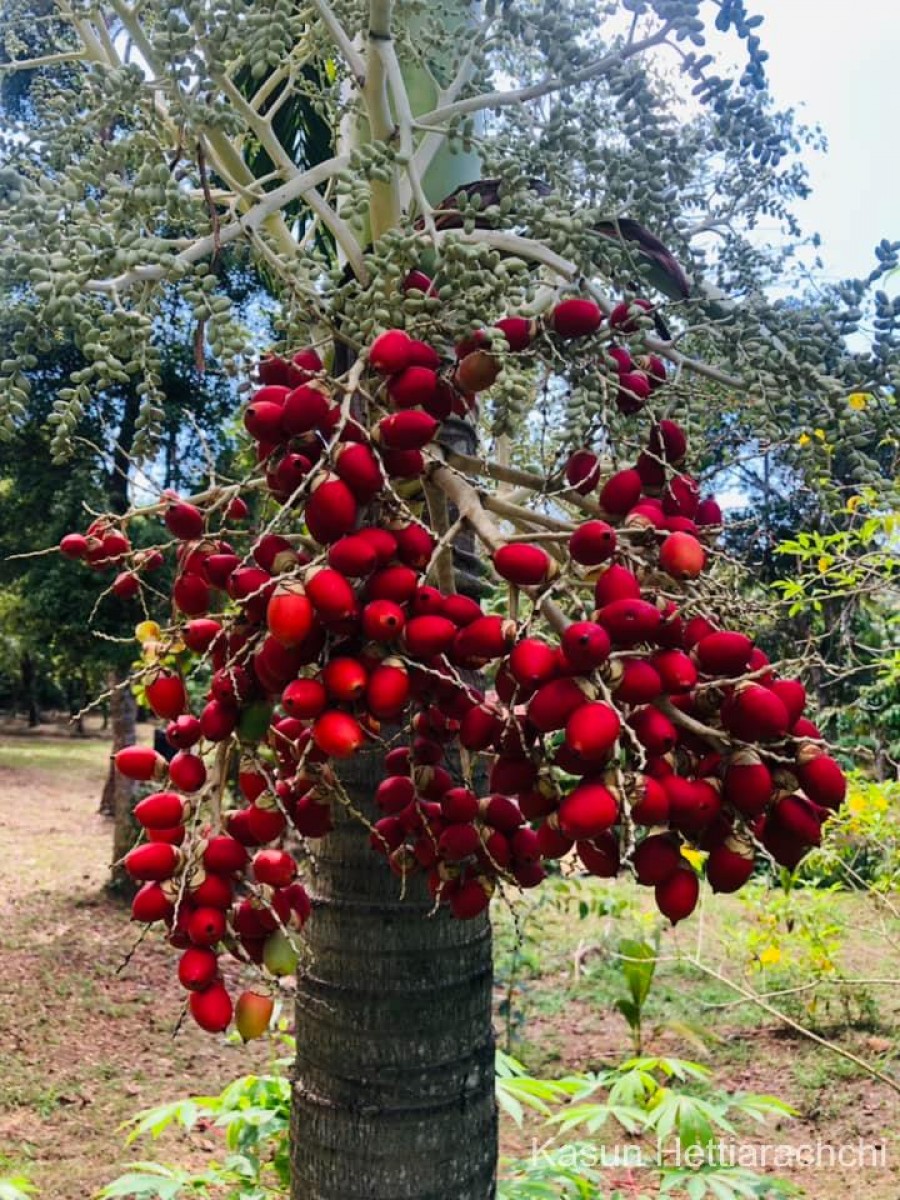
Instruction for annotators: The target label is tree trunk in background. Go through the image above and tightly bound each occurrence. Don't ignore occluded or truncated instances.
[20,653,39,727]
[103,670,139,896]
[291,750,497,1200]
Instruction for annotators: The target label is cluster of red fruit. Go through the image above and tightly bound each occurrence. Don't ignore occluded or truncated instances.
[60,291,847,1034]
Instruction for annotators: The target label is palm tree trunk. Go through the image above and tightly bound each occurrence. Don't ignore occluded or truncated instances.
[291,747,497,1200]
[103,670,139,895]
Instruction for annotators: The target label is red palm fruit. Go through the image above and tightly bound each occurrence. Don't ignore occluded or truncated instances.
[165,500,204,540]
[609,297,653,331]
[624,500,665,532]
[371,817,404,856]
[384,746,412,774]
[178,947,219,992]
[635,451,666,493]
[490,756,537,795]
[173,572,211,616]
[722,684,790,742]
[112,571,140,599]
[655,865,699,924]
[663,516,699,536]
[282,678,327,719]
[630,776,669,824]
[648,419,687,465]
[134,791,185,830]
[564,450,601,494]
[599,468,643,516]
[275,880,311,928]
[565,703,621,760]
[115,745,166,782]
[459,703,503,751]
[481,794,524,832]
[190,982,233,1033]
[392,523,435,569]
[305,477,358,544]
[449,877,492,920]
[769,678,806,726]
[203,551,240,589]
[441,787,480,823]
[334,442,384,501]
[244,399,286,441]
[253,849,297,888]
[793,717,823,741]
[228,567,274,623]
[455,348,501,393]
[495,316,535,350]
[59,532,88,559]
[190,871,233,908]
[422,380,455,420]
[706,840,755,893]
[325,535,376,578]
[613,660,663,705]
[247,803,287,843]
[361,599,405,642]
[536,820,574,859]
[615,370,651,414]
[313,711,364,758]
[759,816,807,870]
[593,564,641,607]
[599,598,663,646]
[322,657,368,702]
[568,520,617,566]
[403,270,434,293]
[453,615,517,663]
[203,835,248,875]
[411,586,443,616]
[198,699,236,742]
[770,793,824,846]
[511,826,541,865]
[550,297,603,338]
[366,564,419,605]
[124,842,180,882]
[210,666,253,708]
[281,384,331,435]
[188,905,227,947]
[509,638,558,688]
[631,707,678,755]
[387,366,439,409]
[169,751,207,793]
[722,751,773,817]
[796,748,846,810]
[662,475,700,519]
[528,678,588,733]
[131,882,175,923]
[235,990,275,1041]
[577,832,620,877]
[438,824,481,861]
[632,834,680,885]
[694,631,753,676]
[558,781,618,839]
[95,528,131,564]
[379,446,426,478]
[493,543,555,587]
[255,636,305,688]
[665,776,721,834]
[651,649,698,694]
[305,568,357,621]
[369,329,414,374]
[659,532,706,580]
[559,622,610,672]
[226,808,263,847]
[695,497,723,527]
[366,663,411,718]
[681,615,716,650]
[375,777,416,814]
[377,410,439,451]
[148,823,185,846]
[258,533,300,572]
[183,618,222,654]
[403,615,457,658]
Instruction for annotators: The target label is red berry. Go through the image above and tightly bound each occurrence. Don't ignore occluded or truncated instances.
[564,703,621,760]
[253,849,297,888]
[655,865,699,923]
[370,329,415,374]
[550,297,603,338]
[115,745,166,782]
[558,781,618,839]
[305,477,358,545]
[178,946,219,991]
[145,671,187,721]
[564,450,600,494]
[189,983,233,1033]
[599,468,643,516]
[124,842,180,882]
[569,520,617,565]
[165,500,204,540]
[313,712,364,758]
[134,791,186,830]
[131,882,175,923]
[169,751,207,793]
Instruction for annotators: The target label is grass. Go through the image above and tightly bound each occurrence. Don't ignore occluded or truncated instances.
[0,736,110,774]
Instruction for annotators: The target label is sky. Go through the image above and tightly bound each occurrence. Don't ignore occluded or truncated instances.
[751,0,899,283]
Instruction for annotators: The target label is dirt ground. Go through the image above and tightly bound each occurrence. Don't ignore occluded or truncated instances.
[0,719,898,1198]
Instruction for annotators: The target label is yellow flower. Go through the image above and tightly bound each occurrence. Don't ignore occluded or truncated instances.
[759,945,782,967]
[680,847,705,870]
[135,620,161,644]
[814,428,826,441]
[817,555,833,574]
[797,433,811,447]
[846,495,863,514]
[847,392,869,411]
